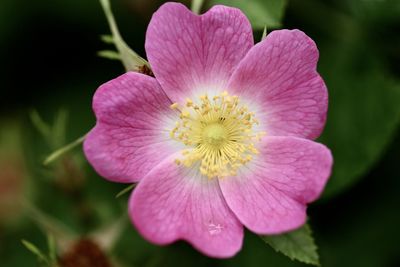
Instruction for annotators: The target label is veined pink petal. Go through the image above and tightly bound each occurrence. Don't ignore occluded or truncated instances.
[228,29,328,140]
[84,72,182,183]
[145,2,253,103]
[129,153,243,258]
[219,136,332,234]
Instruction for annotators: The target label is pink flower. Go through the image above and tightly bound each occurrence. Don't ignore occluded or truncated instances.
[84,3,332,258]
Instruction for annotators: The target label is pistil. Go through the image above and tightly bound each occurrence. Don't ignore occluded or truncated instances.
[170,91,265,178]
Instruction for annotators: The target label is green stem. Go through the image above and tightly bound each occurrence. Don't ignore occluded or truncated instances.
[99,0,149,71]
[43,135,86,166]
[191,0,204,15]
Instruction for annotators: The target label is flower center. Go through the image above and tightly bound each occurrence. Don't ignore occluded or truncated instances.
[170,91,265,178]
[202,123,227,146]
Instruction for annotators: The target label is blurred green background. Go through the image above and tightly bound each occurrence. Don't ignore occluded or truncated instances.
[1,0,400,266]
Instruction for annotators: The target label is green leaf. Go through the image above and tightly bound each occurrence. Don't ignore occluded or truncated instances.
[29,109,51,139]
[276,0,400,198]
[301,0,400,198]
[21,240,49,264]
[99,0,150,71]
[47,233,57,263]
[100,34,114,44]
[115,183,136,198]
[260,224,319,266]
[209,0,287,28]
[97,50,121,61]
[261,25,268,41]
[52,109,68,148]
[320,64,400,198]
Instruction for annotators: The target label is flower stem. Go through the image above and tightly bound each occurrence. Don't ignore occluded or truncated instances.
[191,0,204,15]
[99,0,149,71]
[43,135,86,166]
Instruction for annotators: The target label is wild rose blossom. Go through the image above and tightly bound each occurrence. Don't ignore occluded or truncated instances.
[84,2,333,258]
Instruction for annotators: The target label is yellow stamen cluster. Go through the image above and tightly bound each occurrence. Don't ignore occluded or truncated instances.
[170,91,265,178]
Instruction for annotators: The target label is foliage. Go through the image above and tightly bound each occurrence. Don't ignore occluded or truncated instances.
[261,224,319,266]
[1,0,400,266]
[209,0,287,28]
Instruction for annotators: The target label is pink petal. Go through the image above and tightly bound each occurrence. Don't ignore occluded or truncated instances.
[219,136,332,234]
[145,2,253,103]
[129,153,243,258]
[228,29,328,139]
[84,72,182,183]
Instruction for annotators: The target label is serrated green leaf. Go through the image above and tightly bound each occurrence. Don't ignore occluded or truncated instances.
[260,224,319,266]
[209,0,287,28]
[99,0,149,71]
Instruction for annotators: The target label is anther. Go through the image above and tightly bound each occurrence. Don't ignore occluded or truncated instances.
[170,103,179,110]
[169,91,264,178]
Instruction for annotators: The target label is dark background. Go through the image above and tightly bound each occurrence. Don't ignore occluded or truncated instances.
[0,0,399,266]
